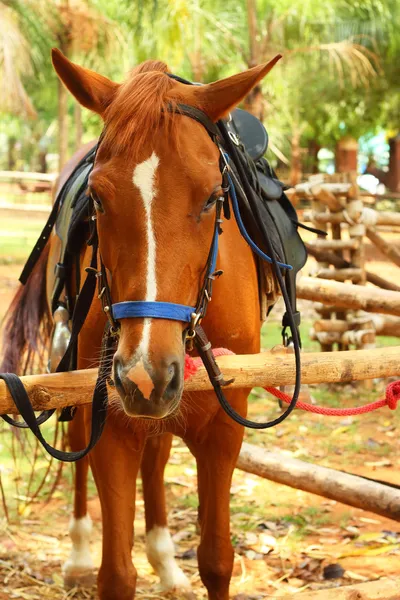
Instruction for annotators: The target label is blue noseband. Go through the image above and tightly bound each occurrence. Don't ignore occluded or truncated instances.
[112,301,195,322]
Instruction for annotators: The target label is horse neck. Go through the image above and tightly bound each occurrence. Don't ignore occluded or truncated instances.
[202,215,261,354]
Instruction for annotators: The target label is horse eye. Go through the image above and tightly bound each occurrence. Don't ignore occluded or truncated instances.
[91,191,104,213]
[202,193,219,213]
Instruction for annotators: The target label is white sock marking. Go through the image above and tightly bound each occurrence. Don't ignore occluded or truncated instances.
[146,526,191,591]
[62,515,94,575]
[132,152,159,360]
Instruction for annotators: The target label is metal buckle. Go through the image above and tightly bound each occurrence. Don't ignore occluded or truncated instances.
[228,130,240,146]
[185,312,202,350]
[187,312,202,337]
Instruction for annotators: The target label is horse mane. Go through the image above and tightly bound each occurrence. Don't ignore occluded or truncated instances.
[102,60,182,157]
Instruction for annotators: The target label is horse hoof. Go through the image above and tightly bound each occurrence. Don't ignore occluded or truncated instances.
[63,568,96,589]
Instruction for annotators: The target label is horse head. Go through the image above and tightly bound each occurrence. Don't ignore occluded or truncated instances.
[52,49,280,419]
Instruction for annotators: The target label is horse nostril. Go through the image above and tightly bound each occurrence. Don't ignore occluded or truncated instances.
[164,360,181,398]
[113,357,126,394]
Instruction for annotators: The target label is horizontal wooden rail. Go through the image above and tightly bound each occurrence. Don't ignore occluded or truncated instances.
[279,578,400,600]
[297,276,400,316]
[238,442,400,521]
[304,209,400,227]
[1,346,399,414]
[0,170,56,182]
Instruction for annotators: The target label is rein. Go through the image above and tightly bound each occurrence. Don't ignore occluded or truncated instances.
[0,94,303,461]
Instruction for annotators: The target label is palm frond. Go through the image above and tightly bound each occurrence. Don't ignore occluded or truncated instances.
[286,40,379,89]
[0,4,36,118]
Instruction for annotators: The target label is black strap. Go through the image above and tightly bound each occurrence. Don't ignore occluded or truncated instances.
[172,104,221,142]
[1,238,100,427]
[57,238,99,420]
[211,121,302,428]
[19,147,96,286]
[1,409,54,428]
[0,326,114,462]
[19,195,64,286]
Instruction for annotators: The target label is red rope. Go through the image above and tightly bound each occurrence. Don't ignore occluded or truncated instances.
[184,349,400,416]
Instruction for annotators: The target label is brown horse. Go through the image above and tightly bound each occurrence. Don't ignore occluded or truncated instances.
[2,50,281,599]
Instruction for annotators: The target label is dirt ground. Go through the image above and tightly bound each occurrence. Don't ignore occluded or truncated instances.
[1,207,400,599]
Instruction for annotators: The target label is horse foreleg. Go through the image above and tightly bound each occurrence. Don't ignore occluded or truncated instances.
[141,433,192,593]
[63,407,95,589]
[187,394,246,600]
[89,413,146,600]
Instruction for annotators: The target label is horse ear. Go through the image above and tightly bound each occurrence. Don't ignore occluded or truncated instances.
[51,48,119,115]
[193,55,282,122]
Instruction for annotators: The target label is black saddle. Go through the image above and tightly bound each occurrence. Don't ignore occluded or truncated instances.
[226,113,306,280]
[230,109,268,161]
[229,109,287,201]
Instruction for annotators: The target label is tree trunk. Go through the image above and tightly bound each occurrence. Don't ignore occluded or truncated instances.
[57,29,70,171]
[8,137,17,170]
[244,0,264,120]
[388,133,400,192]
[38,150,47,173]
[74,102,83,151]
[307,139,321,173]
[58,75,68,171]
[289,127,302,186]
[335,136,358,173]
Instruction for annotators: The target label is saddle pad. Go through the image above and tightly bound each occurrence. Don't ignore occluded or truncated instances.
[55,147,95,265]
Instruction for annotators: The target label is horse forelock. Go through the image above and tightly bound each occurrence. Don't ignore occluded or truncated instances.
[101,60,183,158]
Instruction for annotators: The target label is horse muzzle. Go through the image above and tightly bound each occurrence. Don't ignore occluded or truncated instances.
[113,354,183,418]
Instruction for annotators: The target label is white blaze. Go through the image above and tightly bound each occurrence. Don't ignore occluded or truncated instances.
[146,526,191,591]
[132,152,159,359]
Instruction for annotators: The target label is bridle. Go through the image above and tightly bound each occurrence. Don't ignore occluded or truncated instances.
[0,96,302,462]
[100,104,291,333]
[95,102,301,429]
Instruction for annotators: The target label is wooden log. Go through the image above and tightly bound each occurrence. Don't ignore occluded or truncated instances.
[366,271,400,293]
[370,315,400,338]
[297,277,400,316]
[296,182,351,197]
[237,442,400,521]
[366,228,400,268]
[1,346,400,414]
[314,318,382,334]
[306,210,400,227]
[314,319,349,333]
[310,328,375,347]
[305,243,400,292]
[314,303,345,315]
[347,198,367,285]
[307,238,359,251]
[278,577,400,600]
[0,170,56,182]
[309,184,345,211]
[316,268,363,283]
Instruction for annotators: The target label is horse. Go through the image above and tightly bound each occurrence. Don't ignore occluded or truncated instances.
[1,49,282,600]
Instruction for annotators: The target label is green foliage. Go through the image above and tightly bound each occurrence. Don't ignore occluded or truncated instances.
[0,0,399,170]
